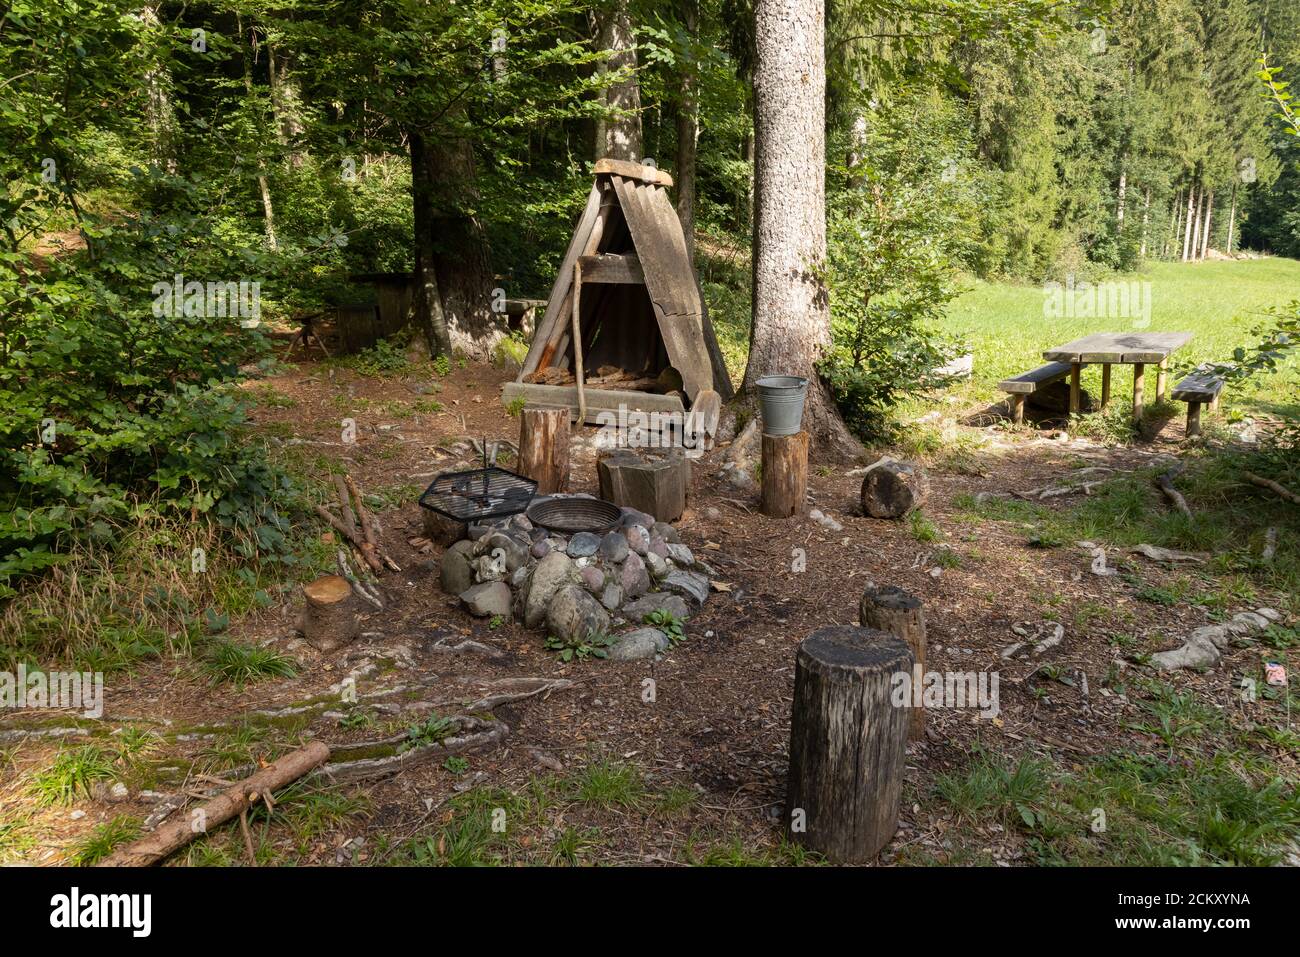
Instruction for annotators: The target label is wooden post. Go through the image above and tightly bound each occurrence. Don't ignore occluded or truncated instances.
[597,448,689,521]
[1100,365,1112,410]
[860,586,927,741]
[786,626,913,863]
[519,407,570,494]
[1186,401,1202,438]
[1069,362,1082,414]
[1156,357,1168,399]
[1010,394,1025,424]
[1132,362,1145,420]
[297,575,361,651]
[760,431,808,518]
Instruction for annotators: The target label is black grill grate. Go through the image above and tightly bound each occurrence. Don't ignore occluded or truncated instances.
[419,467,537,523]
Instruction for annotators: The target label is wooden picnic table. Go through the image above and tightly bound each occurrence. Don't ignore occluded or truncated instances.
[1042,331,1194,418]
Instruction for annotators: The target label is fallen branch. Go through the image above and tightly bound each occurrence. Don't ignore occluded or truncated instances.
[1245,471,1300,505]
[1154,464,1193,520]
[315,504,383,573]
[101,741,330,866]
[345,474,401,572]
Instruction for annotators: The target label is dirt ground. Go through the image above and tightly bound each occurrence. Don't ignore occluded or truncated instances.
[3,353,1295,866]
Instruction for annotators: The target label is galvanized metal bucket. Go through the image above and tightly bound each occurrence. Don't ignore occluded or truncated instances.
[756,375,809,436]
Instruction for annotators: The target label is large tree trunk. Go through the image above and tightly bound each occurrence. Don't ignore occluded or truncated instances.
[267,45,307,167]
[596,0,643,161]
[1139,187,1151,257]
[238,15,278,252]
[410,132,453,358]
[1181,184,1196,262]
[140,4,178,173]
[1188,184,1203,262]
[745,0,859,460]
[1200,189,1214,259]
[428,136,499,358]
[1225,181,1237,255]
[675,0,699,262]
[409,130,499,359]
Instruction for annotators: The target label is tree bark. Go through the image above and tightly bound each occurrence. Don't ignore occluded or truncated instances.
[1225,181,1238,255]
[101,742,331,866]
[297,575,362,652]
[410,132,453,358]
[519,408,571,494]
[786,626,912,863]
[1181,184,1196,262]
[675,0,699,262]
[267,45,306,166]
[859,586,927,740]
[1189,184,1203,262]
[596,0,643,161]
[746,0,859,460]
[1200,189,1214,259]
[760,431,809,518]
[427,134,499,359]
[238,14,277,251]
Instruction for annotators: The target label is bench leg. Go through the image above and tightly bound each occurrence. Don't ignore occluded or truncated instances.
[1069,362,1082,414]
[1156,358,1168,400]
[1011,394,1025,424]
[1100,365,1111,410]
[1186,401,1202,438]
[1209,393,1220,414]
[1132,363,1145,420]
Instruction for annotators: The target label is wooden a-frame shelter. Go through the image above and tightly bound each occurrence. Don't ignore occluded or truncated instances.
[502,159,733,424]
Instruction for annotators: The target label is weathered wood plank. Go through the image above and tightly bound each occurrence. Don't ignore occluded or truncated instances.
[502,381,685,425]
[594,157,674,187]
[996,361,1073,394]
[576,253,645,284]
[1171,370,1225,403]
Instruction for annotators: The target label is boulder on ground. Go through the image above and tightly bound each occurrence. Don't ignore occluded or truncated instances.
[619,552,651,599]
[622,592,692,622]
[524,552,580,628]
[608,627,671,661]
[662,570,709,607]
[439,543,475,596]
[546,584,611,643]
[461,582,511,618]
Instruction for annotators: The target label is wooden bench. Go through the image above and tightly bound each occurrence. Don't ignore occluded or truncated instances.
[997,362,1074,423]
[1170,368,1224,437]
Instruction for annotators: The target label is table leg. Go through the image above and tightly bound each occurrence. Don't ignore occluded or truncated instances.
[1100,365,1112,410]
[1069,362,1082,414]
[1133,363,1145,420]
[1156,357,1168,400]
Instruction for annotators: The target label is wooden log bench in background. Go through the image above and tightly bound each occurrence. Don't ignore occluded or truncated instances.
[997,361,1074,423]
[1170,367,1225,438]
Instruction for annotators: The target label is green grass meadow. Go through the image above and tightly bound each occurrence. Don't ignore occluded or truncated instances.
[940,258,1300,418]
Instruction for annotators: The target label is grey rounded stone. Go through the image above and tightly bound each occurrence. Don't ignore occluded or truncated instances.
[567,532,602,558]
[624,524,650,555]
[598,531,629,563]
[546,584,611,643]
[524,552,580,628]
[608,627,671,661]
[530,539,551,559]
[599,583,624,611]
[580,565,605,593]
[619,551,651,599]
[439,549,474,596]
[487,532,530,572]
[652,521,681,544]
[644,550,670,580]
[648,534,670,560]
[461,581,512,618]
[623,592,691,622]
[621,508,656,529]
[666,543,695,567]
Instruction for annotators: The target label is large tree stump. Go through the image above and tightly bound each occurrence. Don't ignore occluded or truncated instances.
[860,586,927,740]
[786,626,913,863]
[597,448,689,522]
[518,407,570,494]
[860,460,929,519]
[297,575,361,651]
[760,430,808,518]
